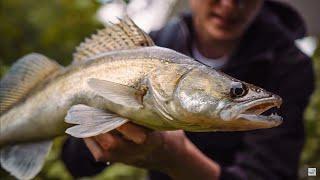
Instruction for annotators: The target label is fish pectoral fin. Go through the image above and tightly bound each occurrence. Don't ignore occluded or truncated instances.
[0,140,53,180]
[65,104,129,138]
[88,78,144,110]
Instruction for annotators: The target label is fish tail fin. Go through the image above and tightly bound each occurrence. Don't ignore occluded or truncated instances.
[0,53,62,115]
[0,140,53,180]
[0,53,58,178]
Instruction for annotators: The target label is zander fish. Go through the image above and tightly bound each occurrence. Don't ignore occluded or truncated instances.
[0,17,282,179]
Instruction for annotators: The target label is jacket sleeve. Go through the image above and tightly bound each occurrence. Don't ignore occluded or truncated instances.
[61,137,107,178]
[220,43,315,180]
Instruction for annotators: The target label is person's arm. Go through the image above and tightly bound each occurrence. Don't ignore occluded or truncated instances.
[160,135,222,180]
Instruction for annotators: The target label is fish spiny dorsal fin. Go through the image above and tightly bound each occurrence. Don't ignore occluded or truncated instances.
[0,53,61,114]
[72,15,155,64]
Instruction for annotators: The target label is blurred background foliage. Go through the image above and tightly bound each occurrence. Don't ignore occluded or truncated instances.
[0,0,101,67]
[300,42,320,178]
[0,0,146,179]
[0,0,319,179]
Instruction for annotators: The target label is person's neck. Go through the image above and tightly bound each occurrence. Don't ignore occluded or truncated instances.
[194,32,240,59]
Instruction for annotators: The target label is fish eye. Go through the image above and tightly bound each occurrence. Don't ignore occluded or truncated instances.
[230,82,248,98]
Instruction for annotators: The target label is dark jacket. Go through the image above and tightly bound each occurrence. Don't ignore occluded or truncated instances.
[61,1,315,179]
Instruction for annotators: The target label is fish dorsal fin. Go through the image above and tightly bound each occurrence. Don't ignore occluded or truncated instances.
[72,16,155,64]
[0,53,61,114]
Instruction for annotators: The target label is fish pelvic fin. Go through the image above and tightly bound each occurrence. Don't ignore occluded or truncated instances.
[0,140,53,180]
[72,15,155,64]
[0,53,62,114]
[65,104,128,138]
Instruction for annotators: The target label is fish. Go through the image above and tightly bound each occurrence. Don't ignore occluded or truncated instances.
[0,16,282,180]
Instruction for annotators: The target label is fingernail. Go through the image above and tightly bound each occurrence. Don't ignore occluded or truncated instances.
[135,133,147,144]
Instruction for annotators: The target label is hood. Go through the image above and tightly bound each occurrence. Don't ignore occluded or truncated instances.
[260,0,307,40]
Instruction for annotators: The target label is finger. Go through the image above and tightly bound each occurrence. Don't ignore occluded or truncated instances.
[95,133,130,151]
[94,134,138,162]
[94,133,114,150]
[84,138,106,162]
[116,122,149,144]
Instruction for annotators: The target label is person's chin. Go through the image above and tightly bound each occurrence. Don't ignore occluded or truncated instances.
[205,17,243,41]
[206,25,241,41]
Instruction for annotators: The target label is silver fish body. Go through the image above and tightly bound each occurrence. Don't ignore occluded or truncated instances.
[0,46,282,147]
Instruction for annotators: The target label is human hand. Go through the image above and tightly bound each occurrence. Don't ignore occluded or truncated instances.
[84,122,187,172]
[84,122,221,179]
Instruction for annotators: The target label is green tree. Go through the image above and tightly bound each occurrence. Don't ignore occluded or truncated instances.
[0,0,101,67]
[300,40,320,179]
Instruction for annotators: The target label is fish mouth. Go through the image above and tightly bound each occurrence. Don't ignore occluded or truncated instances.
[235,95,283,127]
[219,95,283,130]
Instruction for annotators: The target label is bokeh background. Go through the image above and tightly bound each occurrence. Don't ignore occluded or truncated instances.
[0,0,319,179]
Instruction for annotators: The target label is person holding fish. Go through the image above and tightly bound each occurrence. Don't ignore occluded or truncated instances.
[0,0,314,180]
[61,0,315,179]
